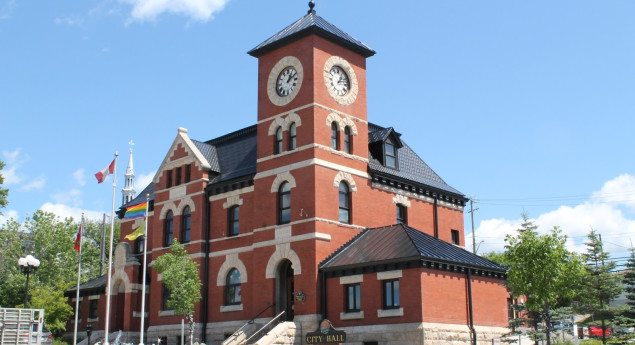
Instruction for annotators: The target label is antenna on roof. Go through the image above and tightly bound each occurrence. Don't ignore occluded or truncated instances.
[308,0,315,14]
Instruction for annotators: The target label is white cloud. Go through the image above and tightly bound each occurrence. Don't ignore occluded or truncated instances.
[134,171,156,196]
[0,209,19,226]
[53,16,84,26]
[0,0,16,20]
[51,188,84,208]
[592,173,635,212]
[73,169,86,187]
[2,148,27,185]
[119,0,231,22]
[39,203,103,222]
[20,176,46,191]
[472,174,635,259]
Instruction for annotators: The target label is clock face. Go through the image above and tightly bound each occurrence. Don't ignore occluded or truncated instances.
[276,67,298,97]
[329,66,350,96]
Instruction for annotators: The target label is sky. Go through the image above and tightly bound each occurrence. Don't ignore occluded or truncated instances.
[1,0,634,266]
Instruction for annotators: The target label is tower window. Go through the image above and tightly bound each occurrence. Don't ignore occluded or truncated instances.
[289,122,297,150]
[278,182,291,224]
[451,230,460,245]
[164,211,174,247]
[331,122,339,150]
[344,126,352,154]
[396,205,407,224]
[228,205,240,236]
[274,127,283,154]
[181,206,191,243]
[162,284,172,311]
[339,182,351,224]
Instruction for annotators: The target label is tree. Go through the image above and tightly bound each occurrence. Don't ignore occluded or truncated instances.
[0,160,8,213]
[29,283,74,337]
[614,246,635,330]
[504,218,586,345]
[154,239,202,345]
[580,229,624,345]
[0,211,119,330]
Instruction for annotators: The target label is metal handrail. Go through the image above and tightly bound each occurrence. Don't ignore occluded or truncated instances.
[244,310,286,344]
[223,303,276,345]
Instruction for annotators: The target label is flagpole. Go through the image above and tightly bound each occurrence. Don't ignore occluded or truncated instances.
[139,194,150,345]
[73,214,85,345]
[104,152,118,345]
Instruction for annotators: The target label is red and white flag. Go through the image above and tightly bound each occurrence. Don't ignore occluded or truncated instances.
[95,159,115,183]
[74,222,84,252]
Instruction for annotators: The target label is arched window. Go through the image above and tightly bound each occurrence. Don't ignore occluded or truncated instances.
[339,182,350,224]
[396,204,407,225]
[288,122,297,150]
[164,211,173,247]
[344,126,352,154]
[278,182,291,224]
[228,205,239,236]
[225,268,241,305]
[181,206,191,243]
[274,127,283,154]
[331,122,339,150]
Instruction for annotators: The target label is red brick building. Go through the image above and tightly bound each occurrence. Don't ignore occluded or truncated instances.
[67,4,509,345]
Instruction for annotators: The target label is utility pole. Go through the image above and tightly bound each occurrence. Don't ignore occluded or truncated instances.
[468,197,479,254]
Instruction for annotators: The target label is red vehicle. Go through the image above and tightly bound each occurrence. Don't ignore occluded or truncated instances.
[589,326,612,337]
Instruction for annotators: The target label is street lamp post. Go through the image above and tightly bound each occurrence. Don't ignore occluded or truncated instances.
[18,255,40,308]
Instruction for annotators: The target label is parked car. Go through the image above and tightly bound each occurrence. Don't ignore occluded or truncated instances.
[589,325,612,337]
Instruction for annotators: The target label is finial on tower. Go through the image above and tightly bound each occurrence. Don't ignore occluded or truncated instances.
[308,0,315,14]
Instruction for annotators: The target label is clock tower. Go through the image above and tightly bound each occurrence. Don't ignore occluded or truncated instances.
[247,1,376,320]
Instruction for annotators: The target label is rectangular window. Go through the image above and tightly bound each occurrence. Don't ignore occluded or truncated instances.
[451,230,460,245]
[159,337,167,345]
[175,167,182,186]
[184,164,191,183]
[385,142,396,168]
[345,284,361,312]
[162,285,172,311]
[166,170,173,188]
[89,299,99,319]
[228,206,240,236]
[383,279,400,309]
[396,205,406,224]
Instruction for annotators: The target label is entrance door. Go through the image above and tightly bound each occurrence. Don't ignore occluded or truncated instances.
[276,260,294,321]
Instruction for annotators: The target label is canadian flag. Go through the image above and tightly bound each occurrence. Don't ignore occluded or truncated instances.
[95,159,115,183]
[74,222,83,252]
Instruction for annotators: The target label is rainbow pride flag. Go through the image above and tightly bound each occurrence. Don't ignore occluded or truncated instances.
[124,202,147,219]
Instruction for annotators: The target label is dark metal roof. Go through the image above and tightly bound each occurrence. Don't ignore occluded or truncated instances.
[368,123,463,197]
[248,11,375,58]
[192,139,220,173]
[320,224,506,274]
[368,126,403,147]
[205,125,258,184]
[65,274,107,296]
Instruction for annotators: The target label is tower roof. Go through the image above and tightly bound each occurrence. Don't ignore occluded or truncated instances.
[248,8,375,58]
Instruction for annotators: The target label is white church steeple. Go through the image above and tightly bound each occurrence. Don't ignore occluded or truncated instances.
[122,141,136,205]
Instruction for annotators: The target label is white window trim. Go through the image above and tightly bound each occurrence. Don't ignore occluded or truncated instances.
[377,270,402,280]
[340,311,364,320]
[377,308,403,318]
[221,304,243,313]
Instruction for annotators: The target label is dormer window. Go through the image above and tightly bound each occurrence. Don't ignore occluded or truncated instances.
[385,141,397,169]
